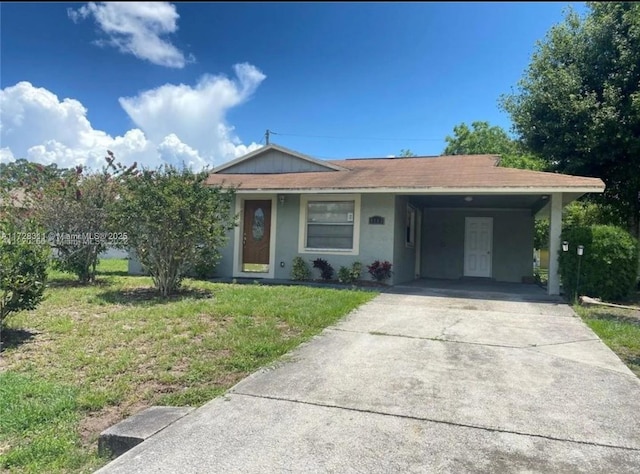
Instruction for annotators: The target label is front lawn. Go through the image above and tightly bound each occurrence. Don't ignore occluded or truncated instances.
[575,302,640,378]
[0,259,376,473]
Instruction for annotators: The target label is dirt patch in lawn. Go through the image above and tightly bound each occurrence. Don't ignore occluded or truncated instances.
[78,401,149,446]
[97,287,214,306]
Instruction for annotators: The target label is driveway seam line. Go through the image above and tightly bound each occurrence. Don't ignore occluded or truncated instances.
[330,327,523,349]
[437,317,463,339]
[332,327,602,351]
[362,303,574,315]
[364,301,573,318]
[231,391,640,452]
[329,328,637,379]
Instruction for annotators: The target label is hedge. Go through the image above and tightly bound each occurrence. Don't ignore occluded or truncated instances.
[559,225,638,301]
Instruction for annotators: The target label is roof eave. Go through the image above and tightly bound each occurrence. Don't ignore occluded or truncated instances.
[231,186,605,194]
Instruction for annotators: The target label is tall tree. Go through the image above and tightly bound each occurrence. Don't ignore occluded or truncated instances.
[443,121,546,171]
[444,121,516,156]
[502,3,640,239]
[0,159,70,191]
[398,149,417,157]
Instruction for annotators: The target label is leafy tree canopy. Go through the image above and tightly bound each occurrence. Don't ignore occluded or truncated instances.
[398,149,417,157]
[443,121,547,171]
[502,2,640,238]
[0,159,71,191]
[444,121,517,156]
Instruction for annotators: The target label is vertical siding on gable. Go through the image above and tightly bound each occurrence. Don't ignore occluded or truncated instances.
[218,150,334,174]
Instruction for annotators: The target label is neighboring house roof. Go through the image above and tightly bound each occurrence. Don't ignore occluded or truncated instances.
[206,146,605,194]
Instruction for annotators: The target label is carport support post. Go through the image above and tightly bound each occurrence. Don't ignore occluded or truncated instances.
[548,192,563,296]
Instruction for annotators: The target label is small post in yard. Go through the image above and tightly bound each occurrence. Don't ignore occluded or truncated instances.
[576,245,584,302]
[562,241,585,302]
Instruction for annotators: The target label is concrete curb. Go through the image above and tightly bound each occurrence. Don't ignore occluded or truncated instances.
[98,406,194,459]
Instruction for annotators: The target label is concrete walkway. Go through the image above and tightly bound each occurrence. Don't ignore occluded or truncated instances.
[97,286,640,473]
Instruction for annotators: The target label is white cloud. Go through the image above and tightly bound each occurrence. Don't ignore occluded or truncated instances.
[0,148,15,164]
[0,65,264,170]
[120,63,266,162]
[0,81,139,169]
[68,2,192,68]
[157,134,207,169]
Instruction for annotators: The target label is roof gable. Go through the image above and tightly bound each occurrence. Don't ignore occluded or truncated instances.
[213,144,346,174]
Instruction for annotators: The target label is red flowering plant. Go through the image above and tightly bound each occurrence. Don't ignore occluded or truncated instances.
[367,260,393,283]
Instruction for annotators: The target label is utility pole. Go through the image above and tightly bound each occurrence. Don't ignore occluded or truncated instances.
[265,129,270,145]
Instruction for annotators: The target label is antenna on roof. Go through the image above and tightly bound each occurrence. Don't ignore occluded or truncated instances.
[265,129,270,145]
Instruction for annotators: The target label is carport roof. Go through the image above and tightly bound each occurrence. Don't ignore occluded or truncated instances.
[206,145,605,194]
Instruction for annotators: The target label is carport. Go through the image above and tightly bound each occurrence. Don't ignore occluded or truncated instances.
[402,190,596,296]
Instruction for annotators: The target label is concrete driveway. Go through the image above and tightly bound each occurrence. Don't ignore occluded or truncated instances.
[98,284,640,473]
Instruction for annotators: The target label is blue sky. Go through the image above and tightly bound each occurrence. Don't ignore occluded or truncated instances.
[0,2,587,169]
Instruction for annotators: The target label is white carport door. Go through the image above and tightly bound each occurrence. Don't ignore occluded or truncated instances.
[464,217,493,278]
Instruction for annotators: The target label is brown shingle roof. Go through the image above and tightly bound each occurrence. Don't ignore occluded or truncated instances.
[206,154,605,192]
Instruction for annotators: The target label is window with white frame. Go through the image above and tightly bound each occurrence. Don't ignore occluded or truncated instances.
[299,195,360,253]
[406,204,416,247]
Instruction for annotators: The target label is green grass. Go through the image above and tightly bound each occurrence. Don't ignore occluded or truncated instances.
[0,373,96,473]
[0,259,376,473]
[92,258,129,276]
[575,304,640,377]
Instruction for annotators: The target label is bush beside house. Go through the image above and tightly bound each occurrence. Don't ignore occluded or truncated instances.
[559,225,639,301]
[291,257,311,281]
[0,223,49,329]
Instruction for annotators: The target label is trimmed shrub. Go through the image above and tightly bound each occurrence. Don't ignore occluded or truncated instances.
[1,224,49,327]
[312,258,334,281]
[559,225,639,301]
[367,260,393,283]
[291,256,311,281]
[350,261,362,281]
[337,262,362,284]
[337,266,351,283]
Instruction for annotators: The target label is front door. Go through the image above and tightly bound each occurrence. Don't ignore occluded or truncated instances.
[464,217,492,278]
[242,200,272,273]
